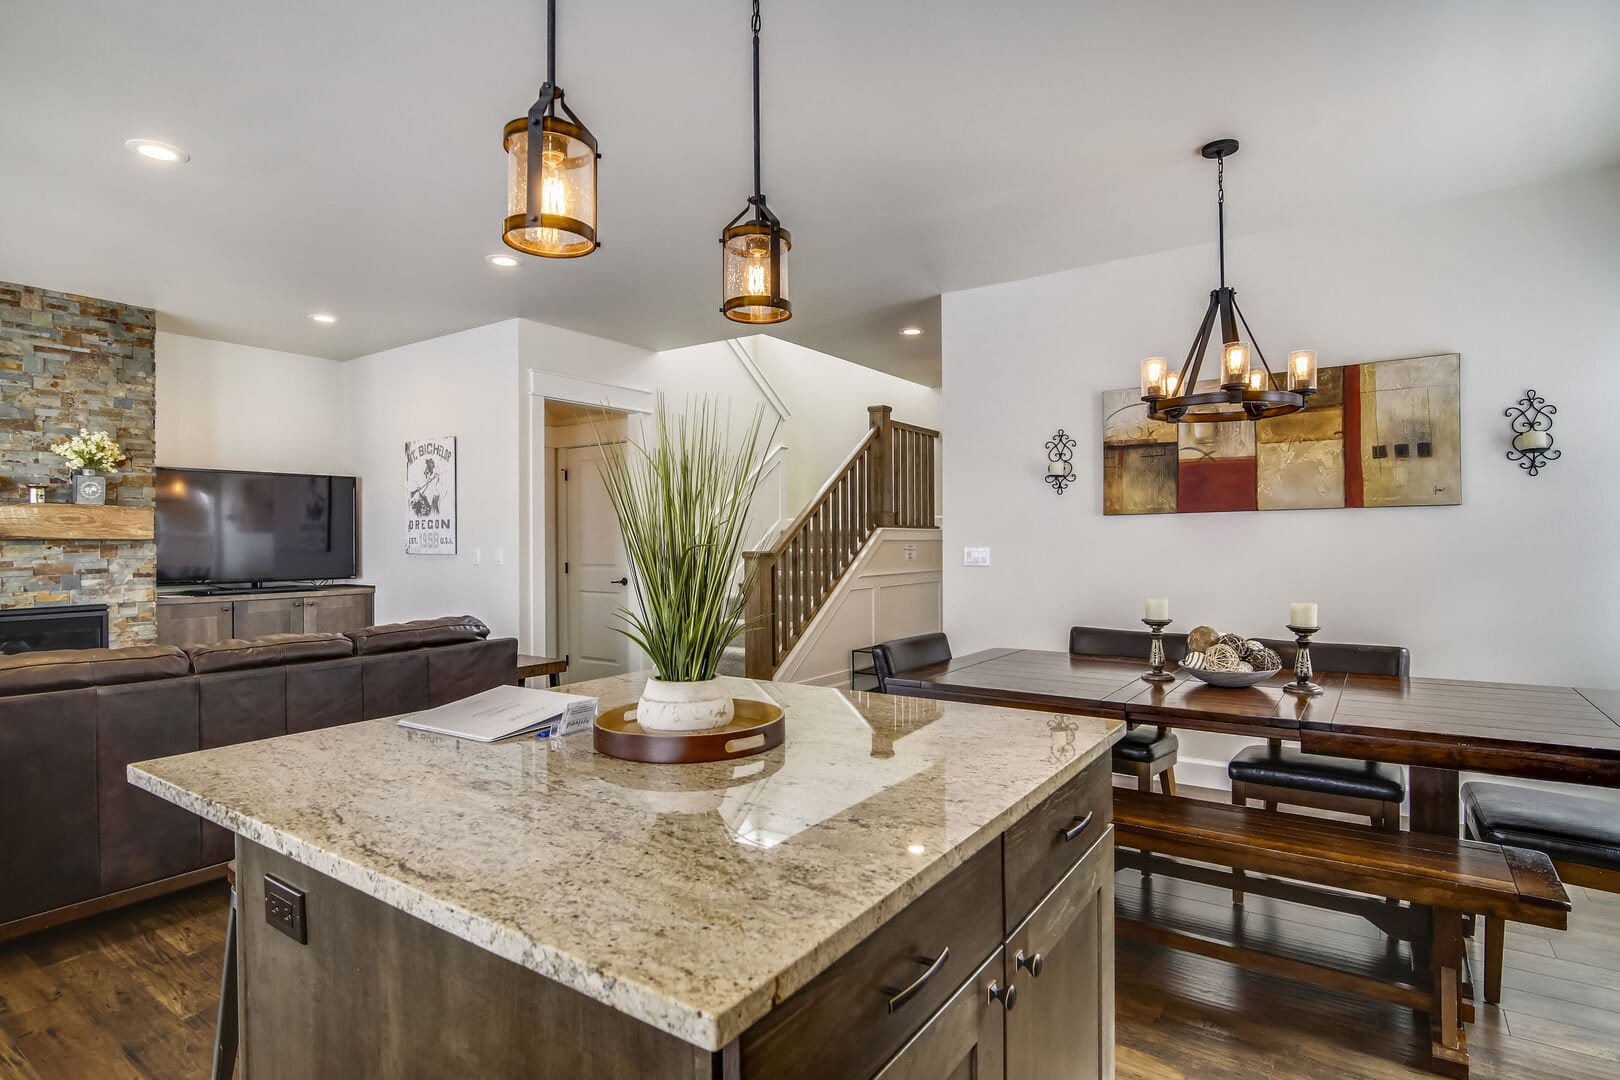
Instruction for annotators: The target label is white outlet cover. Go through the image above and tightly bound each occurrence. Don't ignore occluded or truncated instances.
[963,546,991,567]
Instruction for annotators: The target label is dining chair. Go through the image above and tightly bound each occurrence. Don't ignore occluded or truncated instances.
[869,632,952,693]
[1463,780,1620,1004]
[1069,626,1189,796]
[1228,639,1410,825]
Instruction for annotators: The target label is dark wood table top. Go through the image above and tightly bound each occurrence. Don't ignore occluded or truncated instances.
[886,649,1620,785]
[516,654,568,679]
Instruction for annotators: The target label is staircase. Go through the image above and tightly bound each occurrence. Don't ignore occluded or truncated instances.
[741,405,939,679]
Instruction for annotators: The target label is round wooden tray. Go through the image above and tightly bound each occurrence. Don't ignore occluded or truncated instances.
[593,699,786,764]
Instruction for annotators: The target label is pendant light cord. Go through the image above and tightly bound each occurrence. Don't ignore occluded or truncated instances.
[1216,151,1226,290]
[546,0,556,89]
[752,0,763,203]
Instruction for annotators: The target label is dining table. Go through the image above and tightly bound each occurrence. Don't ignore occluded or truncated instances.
[881,647,1620,837]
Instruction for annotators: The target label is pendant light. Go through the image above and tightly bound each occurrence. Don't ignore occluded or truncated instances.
[503,0,599,258]
[720,0,791,323]
[1138,139,1316,423]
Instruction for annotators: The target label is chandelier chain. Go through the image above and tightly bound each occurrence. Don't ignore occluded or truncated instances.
[1216,151,1226,289]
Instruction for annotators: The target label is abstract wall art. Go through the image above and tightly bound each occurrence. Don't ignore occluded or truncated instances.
[1101,353,1461,515]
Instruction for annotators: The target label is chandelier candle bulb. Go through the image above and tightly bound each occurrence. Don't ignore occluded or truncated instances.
[1289,602,1318,628]
[1141,356,1169,398]
[1145,598,1170,621]
[1287,350,1318,392]
[1222,341,1251,387]
[1246,369,1267,392]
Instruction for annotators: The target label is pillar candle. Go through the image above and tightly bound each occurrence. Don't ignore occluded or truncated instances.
[1145,597,1170,621]
[1289,602,1318,628]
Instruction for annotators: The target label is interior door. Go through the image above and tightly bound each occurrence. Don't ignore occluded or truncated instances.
[559,445,633,684]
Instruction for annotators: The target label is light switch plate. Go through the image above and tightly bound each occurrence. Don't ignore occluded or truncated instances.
[963,546,991,567]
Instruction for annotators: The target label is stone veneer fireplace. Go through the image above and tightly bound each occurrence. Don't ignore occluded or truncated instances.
[0,282,157,646]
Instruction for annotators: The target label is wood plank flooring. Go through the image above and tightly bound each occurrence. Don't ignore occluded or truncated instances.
[2,862,1618,1077]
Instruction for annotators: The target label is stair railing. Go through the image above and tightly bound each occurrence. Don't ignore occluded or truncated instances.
[742,405,939,678]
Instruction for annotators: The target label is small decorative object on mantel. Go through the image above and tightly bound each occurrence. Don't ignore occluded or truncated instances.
[1505,389,1560,477]
[51,429,125,506]
[593,398,780,754]
[1141,598,1174,683]
[1044,429,1076,494]
[24,482,49,504]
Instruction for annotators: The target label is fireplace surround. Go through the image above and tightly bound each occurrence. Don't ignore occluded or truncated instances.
[0,604,110,653]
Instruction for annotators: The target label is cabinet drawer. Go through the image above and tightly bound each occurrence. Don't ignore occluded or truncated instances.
[740,839,1003,1080]
[874,948,1006,1080]
[1002,759,1112,932]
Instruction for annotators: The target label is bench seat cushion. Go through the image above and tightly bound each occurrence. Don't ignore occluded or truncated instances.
[1463,781,1620,872]
[1228,745,1404,802]
[1113,726,1178,764]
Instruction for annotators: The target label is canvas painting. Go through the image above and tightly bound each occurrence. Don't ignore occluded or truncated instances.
[1102,354,1461,515]
[405,435,457,554]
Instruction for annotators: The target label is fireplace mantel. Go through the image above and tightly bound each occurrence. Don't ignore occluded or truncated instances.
[0,503,155,541]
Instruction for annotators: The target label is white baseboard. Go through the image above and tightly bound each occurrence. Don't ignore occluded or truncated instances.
[1167,756,1232,793]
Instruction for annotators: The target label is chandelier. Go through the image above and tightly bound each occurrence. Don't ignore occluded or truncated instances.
[1140,139,1316,423]
[503,0,599,258]
[720,0,791,324]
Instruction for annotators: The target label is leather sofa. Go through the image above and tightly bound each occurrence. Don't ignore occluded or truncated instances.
[0,616,516,939]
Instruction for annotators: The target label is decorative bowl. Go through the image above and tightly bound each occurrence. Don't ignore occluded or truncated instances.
[1180,666,1282,689]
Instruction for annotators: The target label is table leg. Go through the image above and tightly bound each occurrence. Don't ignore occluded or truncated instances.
[549,673,561,688]
[1409,767,1461,838]
[1428,906,1469,1077]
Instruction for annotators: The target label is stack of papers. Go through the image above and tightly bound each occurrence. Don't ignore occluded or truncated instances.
[395,684,598,742]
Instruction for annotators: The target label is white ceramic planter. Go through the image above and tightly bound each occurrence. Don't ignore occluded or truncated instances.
[636,678,735,733]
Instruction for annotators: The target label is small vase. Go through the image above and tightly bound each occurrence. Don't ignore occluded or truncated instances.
[70,469,107,506]
[636,677,735,733]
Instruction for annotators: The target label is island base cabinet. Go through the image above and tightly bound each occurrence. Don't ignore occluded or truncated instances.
[1005,828,1115,1080]
[876,949,1007,1080]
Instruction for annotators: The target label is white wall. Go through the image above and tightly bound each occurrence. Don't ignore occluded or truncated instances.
[155,332,349,474]
[942,168,1620,784]
[344,321,523,638]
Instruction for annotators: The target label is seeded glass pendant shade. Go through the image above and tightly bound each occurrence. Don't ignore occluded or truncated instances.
[721,0,792,324]
[503,0,600,259]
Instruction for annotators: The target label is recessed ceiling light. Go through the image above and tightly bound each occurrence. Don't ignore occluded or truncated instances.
[124,138,189,164]
[309,313,338,325]
[899,326,924,337]
[486,253,521,268]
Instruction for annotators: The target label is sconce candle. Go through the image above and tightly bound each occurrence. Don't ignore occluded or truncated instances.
[1504,389,1560,476]
[1044,429,1077,494]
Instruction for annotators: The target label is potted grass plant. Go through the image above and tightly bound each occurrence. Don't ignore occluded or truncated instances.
[596,398,776,732]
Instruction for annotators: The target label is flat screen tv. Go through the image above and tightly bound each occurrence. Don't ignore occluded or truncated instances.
[156,467,358,585]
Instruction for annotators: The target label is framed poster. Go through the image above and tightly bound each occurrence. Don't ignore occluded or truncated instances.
[405,436,457,555]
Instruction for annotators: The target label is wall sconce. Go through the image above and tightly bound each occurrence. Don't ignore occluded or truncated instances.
[1044,429,1076,494]
[1505,389,1560,477]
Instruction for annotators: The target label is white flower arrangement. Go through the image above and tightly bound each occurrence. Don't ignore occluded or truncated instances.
[51,428,126,473]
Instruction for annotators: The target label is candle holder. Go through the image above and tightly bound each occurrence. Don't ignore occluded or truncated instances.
[1141,618,1176,683]
[1283,624,1324,697]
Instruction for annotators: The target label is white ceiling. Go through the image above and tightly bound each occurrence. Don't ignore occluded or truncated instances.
[3,1,1619,387]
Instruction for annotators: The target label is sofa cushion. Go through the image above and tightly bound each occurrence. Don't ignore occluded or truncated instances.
[1229,745,1405,802]
[1463,781,1620,872]
[347,616,491,656]
[0,646,189,697]
[187,633,353,674]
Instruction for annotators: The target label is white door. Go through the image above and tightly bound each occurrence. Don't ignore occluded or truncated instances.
[559,445,633,684]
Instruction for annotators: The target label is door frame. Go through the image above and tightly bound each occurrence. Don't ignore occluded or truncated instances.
[523,371,655,659]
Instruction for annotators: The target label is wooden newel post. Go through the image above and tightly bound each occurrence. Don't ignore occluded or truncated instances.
[741,551,777,679]
[867,405,896,528]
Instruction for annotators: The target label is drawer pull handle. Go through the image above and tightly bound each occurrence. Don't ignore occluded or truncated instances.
[883,947,950,1013]
[1015,949,1044,977]
[987,979,1017,1011]
[1060,812,1094,843]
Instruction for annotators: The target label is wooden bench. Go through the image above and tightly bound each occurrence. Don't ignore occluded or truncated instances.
[1112,789,1570,1078]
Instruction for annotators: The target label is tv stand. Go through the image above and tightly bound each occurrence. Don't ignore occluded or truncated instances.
[156,585,375,646]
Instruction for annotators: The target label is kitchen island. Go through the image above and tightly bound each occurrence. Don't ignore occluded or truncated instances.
[130,674,1123,1079]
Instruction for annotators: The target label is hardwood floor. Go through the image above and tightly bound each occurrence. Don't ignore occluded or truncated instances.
[2,871,1618,1077]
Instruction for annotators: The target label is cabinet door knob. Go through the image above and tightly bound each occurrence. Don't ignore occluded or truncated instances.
[987,979,1017,1011]
[293,600,302,607]
[882,947,950,1013]
[1059,811,1094,843]
[220,605,231,612]
[1015,949,1044,977]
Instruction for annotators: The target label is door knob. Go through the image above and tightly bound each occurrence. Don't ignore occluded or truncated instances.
[1015,949,1044,977]
[987,979,1017,1011]
[611,577,629,586]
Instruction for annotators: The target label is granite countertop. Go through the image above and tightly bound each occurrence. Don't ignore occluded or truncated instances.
[129,674,1122,1051]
